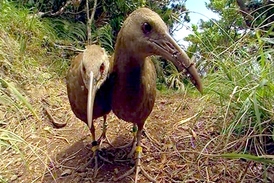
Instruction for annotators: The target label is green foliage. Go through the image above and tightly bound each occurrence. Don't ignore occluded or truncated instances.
[202,32,273,155]
[0,0,65,120]
[164,62,186,91]
[0,78,39,120]
[185,1,244,60]
[244,0,274,29]
[184,0,274,155]
[49,18,87,42]
[11,0,189,54]
[92,24,114,52]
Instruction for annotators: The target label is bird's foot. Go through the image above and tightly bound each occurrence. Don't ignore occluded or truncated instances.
[97,117,113,147]
[77,141,112,177]
[127,140,137,158]
[113,146,156,183]
[113,163,156,183]
[97,133,113,147]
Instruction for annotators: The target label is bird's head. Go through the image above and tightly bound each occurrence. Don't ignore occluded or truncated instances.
[80,45,109,90]
[117,8,202,93]
[80,45,110,128]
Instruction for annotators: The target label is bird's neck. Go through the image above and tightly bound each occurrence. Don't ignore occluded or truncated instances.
[116,54,144,72]
[114,39,146,73]
[112,45,157,123]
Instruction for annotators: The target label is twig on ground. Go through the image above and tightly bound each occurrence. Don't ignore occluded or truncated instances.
[42,99,67,128]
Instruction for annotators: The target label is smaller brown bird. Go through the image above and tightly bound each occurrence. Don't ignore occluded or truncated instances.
[66,45,112,174]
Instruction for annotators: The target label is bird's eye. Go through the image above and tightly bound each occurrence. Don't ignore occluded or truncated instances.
[100,63,105,74]
[142,22,152,34]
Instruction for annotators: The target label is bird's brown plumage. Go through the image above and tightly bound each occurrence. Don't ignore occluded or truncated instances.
[66,44,112,130]
[111,8,202,182]
[112,7,202,127]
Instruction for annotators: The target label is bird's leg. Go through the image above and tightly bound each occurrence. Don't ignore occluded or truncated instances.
[78,120,100,176]
[133,128,155,183]
[89,121,100,172]
[91,118,113,173]
[89,120,99,160]
[134,128,142,182]
[114,125,156,183]
[81,121,112,177]
[91,140,99,178]
[97,115,112,147]
[127,123,138,158]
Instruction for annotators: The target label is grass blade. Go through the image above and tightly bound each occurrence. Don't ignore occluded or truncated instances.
[220,153,274,164]
[0,78,40,120]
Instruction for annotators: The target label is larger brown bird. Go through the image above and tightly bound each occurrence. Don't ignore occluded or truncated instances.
[111,8,202,182]
[66,45,112,174]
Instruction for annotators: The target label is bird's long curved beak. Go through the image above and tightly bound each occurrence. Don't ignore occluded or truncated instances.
[87,71,97,129]
[152,33,203,93]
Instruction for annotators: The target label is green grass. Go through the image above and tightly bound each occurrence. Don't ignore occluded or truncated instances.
[0,2,66,181]
[201,30,274,155]
[0,0,62,117]
[0,78,39,120]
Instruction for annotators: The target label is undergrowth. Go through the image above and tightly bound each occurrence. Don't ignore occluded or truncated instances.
[202,30,274,155]
[0,1,67,181]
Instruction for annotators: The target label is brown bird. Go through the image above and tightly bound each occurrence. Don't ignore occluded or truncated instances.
[66,44,112,174]
[111,8,202,182]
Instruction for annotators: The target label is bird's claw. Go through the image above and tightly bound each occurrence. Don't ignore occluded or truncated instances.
[113,163,156,183]
[77,140,112,178]
[97,133,113,147]
[113,146,156,183]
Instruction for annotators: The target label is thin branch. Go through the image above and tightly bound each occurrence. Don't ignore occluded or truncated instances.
[90,0,98,28]
[53,43,84,52]
[86,0,98,45]
[43,105,67,128]
[38,0,73,18]
[236,0,254,27]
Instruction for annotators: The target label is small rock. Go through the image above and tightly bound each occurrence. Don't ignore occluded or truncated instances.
[10,175,18,181]
[73,177,82,182]
[61,169,72,177]
[15,159,22,166]
[114,168,119,174]
[17,171,24,177]
[145,157,154,162]
[29,134,39,139]
[55,163,60,169]
[11,150,19,155]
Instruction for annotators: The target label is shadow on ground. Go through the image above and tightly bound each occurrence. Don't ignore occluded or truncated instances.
[43,134,138,183]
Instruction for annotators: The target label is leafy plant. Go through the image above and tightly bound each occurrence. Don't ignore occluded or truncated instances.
[183,0,274,156]
[92,24,114,52]
[165,62,186,91]
[203,33,273,155]
[49,18,87,42]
